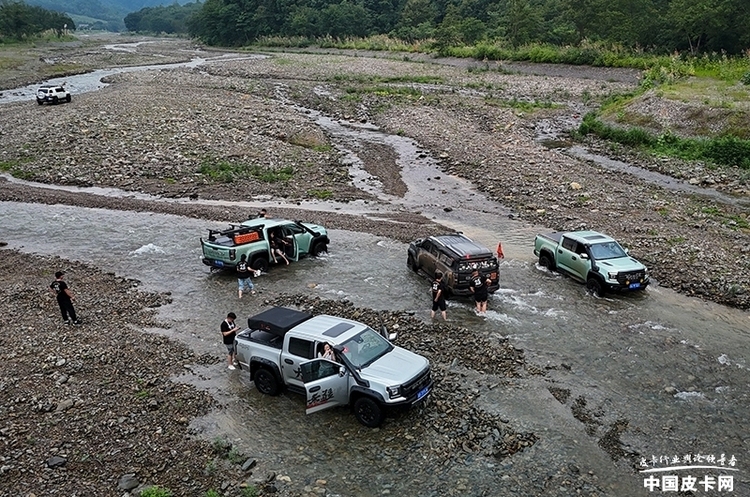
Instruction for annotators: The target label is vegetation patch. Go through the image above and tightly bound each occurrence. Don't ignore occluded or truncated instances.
[345,85,423,99]
[287,132,330,150]
[198,160,244,183]
[249,165,294,182]
[578,114,750,169]
[331,74,443,85]
[308,188,333,199]
[0,56,23,71]
[140,487,172,497]
[0,158,35,180]
[484,96,559,112]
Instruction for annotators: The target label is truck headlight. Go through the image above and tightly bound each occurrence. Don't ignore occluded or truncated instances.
[387,386,401,399]
[608,272,618,280]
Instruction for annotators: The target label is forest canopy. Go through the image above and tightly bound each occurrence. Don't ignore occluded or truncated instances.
[124,2,203,34]
[0,0,75,40]
[183,0,750,54]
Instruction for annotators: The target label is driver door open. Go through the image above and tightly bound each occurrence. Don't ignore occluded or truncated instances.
[300,359,349,414]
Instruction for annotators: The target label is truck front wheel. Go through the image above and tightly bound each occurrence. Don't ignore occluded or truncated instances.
[254,368,280,396]
[586,277,603,297]
[312,241,328,256]
[407,254,418,272]
[353,397,385,428]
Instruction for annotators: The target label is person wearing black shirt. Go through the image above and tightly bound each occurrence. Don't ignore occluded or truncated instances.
[221,312,239,370]
[469,269,491,314]
[236,254,257,299]
[49,271,81,325]
[430,271,448,321]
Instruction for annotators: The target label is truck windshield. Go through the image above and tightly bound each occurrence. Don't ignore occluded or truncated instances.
[340,328,393,369]
[589,241,627,260]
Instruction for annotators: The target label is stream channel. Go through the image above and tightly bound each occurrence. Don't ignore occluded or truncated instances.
[1,46,748,496]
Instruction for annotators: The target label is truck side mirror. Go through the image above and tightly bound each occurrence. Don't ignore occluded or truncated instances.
[380,325,397,341]
[338,366,346,377]
[580,253,589,259]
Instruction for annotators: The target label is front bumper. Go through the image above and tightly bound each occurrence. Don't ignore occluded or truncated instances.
[386,379,434,407]
[605,277,650,292]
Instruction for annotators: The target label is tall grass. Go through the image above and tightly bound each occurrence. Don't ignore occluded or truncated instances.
[250,35,750,83]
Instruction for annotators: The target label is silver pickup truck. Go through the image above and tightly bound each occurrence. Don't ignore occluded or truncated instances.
[235,307,433,427]
[534,230,649,295]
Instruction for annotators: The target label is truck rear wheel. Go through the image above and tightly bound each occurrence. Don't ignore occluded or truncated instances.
[353,397,385,428]
[254,368,280,396]
[539,252,555,271]
[252,256,269,273]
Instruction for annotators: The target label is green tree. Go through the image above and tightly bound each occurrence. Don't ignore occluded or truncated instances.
[0,0,74,40]
[557,0,607,42]
[322,0,372,37]
[666,0,721,53]
[495,0,544,46]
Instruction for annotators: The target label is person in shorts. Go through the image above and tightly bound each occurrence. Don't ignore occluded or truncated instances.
[469,269,491,314]
[430,271,447,321]
[221,312,239,370]
[236,254,257,298]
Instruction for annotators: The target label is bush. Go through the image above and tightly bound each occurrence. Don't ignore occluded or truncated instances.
[704,136,750,169]
[140,487,172,497]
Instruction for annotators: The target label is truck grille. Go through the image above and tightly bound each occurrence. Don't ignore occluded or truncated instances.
[616,270,646,284]
[402,367,432,399]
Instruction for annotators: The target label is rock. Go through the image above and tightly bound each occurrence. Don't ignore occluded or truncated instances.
[56,399,74,412]
[46,456,66,468]
[241,458,257,471]
[117,473,139,491]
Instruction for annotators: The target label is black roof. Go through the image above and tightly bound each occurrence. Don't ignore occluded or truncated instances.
[247,307,312,337]
[430,233,493,259]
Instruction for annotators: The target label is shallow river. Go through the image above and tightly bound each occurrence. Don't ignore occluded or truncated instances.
[2,197,748,495]
[2,42,748,495]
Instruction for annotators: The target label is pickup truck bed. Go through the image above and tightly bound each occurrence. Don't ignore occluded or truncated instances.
[536,232,563,245]
[237,329,283,349]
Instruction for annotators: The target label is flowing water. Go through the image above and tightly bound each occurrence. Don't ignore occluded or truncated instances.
[1,44,748,495]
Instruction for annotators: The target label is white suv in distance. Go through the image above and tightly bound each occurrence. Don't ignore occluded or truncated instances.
[37,85,71,105]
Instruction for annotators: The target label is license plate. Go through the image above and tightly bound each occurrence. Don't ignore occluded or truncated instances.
[214,260,224,267]
[416,386,430,401]
[629,282,640,289]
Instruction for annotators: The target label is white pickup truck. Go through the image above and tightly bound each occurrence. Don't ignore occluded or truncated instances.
[235,307,433,427]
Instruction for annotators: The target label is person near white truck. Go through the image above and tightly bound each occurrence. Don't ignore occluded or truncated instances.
[234,306,433,427]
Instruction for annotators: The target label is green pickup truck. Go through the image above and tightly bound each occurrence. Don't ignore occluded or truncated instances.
[200,217,329,272]
[533,230,649,295]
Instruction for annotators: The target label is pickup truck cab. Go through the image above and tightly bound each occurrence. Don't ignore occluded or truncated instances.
[200,217,329,272]
[235,307,433,427]
[534,230,649,295]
